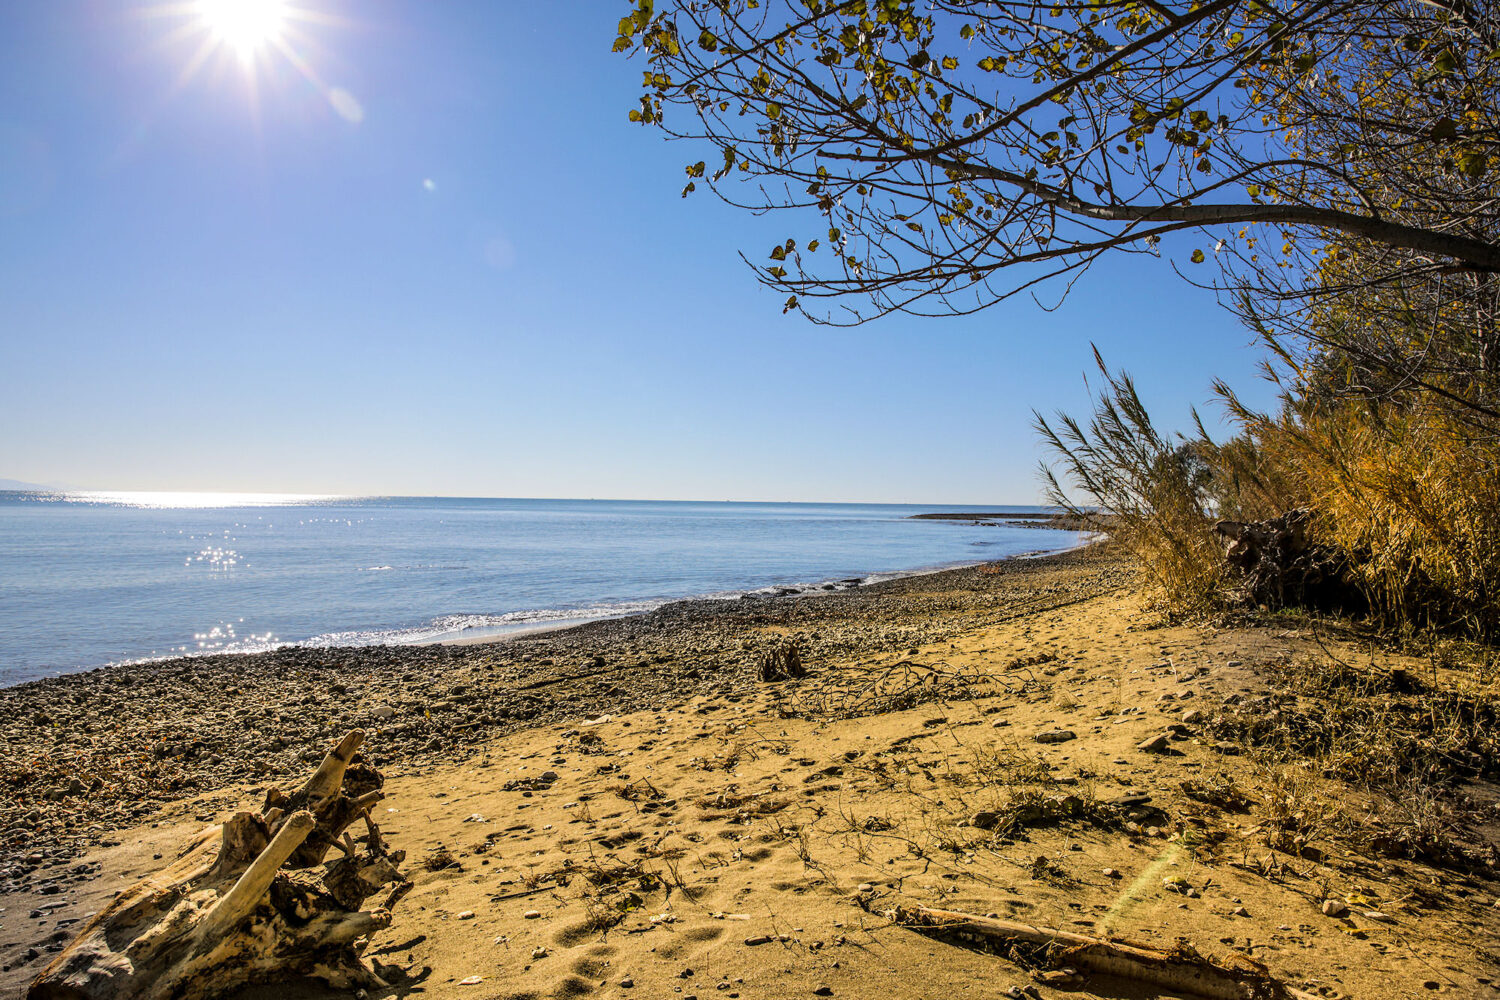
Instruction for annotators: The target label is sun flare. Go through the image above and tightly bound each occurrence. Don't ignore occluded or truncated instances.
[197,0,288,56]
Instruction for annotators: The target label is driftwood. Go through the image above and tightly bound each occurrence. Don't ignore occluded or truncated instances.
[757,642,806,682]
[30,730,409,1000]
[1214,509,1362,614]
[892,905,1320,1000]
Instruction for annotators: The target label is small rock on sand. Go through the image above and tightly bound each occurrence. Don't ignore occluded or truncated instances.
[971,810,1001,830]
[1034,729,1076,744]
[1137,733,1172,753]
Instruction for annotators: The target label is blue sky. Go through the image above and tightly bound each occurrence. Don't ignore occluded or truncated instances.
[0,1,1277,503]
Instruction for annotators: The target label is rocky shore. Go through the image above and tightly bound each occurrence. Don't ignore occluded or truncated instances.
[0,545,1127,893]
[4,540,1498,1000]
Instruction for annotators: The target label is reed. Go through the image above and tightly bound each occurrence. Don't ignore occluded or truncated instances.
[1041,348,1500,638]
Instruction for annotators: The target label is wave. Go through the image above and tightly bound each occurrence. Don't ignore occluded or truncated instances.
[299,602,671,647]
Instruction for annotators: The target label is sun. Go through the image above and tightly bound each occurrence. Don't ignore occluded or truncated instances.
[197,0,288,57]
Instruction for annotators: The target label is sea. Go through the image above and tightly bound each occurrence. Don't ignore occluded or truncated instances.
[0,492,1084,687]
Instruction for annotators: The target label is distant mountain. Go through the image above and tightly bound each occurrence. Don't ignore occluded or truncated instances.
[0,478,66,491]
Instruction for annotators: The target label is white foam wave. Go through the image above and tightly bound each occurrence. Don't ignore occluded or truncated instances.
[300,601,669,648]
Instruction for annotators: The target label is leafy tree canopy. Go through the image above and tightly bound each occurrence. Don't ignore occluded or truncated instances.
[615,0,1500,323]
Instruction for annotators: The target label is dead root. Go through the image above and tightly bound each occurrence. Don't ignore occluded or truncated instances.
[890,904,1321,1000]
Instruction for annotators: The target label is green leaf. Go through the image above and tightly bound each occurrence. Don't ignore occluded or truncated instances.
[1457,150,1488,178]
[1190,249,1206,263]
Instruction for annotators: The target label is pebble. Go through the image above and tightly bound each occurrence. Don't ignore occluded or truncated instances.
[1137,733,1172,753]
[1322,899,1349,917]
[523,910,541,919]
[1033,729,1077,744]
[456,910,474,920]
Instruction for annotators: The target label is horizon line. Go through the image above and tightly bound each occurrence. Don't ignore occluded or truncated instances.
[0,487,1053,508]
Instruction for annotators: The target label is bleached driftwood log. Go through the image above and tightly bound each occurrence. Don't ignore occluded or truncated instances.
[892,905,1321,1000]
[29,730,410,1000]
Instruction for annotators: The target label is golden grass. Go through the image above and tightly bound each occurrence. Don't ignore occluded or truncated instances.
[1041,349,1500,638]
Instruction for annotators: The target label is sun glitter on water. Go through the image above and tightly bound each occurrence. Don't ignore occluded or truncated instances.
[197,0,288,57]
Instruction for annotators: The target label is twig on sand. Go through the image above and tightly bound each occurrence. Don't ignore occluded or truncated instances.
[890,905,1321,1000]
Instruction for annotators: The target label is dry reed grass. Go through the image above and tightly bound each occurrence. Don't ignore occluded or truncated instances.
[1039,347,1500,639]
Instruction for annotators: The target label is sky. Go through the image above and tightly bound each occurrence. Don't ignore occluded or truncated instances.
[0,0,1280,504]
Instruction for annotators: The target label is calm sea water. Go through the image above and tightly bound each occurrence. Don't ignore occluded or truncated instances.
[0,492,1081,685]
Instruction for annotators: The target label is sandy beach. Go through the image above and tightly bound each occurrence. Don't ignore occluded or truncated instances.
[3,545,1497,999]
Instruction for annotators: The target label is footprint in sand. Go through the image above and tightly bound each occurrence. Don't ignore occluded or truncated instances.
[552,920,625,949]
[570,955,611,978]
[548,973,597,997]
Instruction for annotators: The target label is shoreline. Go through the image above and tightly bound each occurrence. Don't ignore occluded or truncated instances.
[430,537,1094,649]
[5,538,1496,999]
[6,533,1092,687]
[0,544,1128,874]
